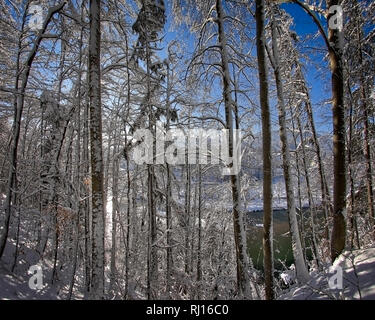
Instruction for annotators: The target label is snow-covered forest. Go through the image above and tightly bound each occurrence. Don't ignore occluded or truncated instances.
[0,0,374,300]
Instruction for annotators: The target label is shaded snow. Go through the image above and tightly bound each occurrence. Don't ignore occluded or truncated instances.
[0,240,60,300]
[0,262,59,300]
[278,247,375,300]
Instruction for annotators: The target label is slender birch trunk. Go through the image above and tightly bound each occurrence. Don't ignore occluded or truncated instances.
[295,109,320,269]
[216,0,251,299]
[295,64,331,238]
[270,6,309,283]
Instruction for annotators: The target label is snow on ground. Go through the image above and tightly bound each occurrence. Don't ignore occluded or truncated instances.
[278,247,375,300]
[2,236,375,300]
[0,232,84,300]
[0,239,60,300]
[0,262,59,300]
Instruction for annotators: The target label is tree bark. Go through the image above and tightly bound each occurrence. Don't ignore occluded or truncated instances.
[165,62,173,296]
[295,108,320,269]
[196,164,202,299]
[270,6,309,283]
[216,0,251,299]
[328,0,347,262]
[109,142,119,295]
[255,0,274,300]
[354,5,375,235]
[347,83,360,249]
[295,64,331,238]
[89,0,105,299]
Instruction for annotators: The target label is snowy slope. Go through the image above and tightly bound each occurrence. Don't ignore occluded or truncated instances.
[278,248,375,300]
[0,262,59,300]
[0,238,62,300]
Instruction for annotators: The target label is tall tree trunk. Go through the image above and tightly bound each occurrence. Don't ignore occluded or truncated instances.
[146,41,158,301]
[10,5,29,270]
[347,83,360,249]
[52,30,67,284]
[216,0,251,299]
[256,0,274,300]
[354,6,375,235]
[125,140,131,299]
[328,0,347,262]
[165,62,173,296]
[89,0,105,299]
[295,63,331,238]
[123,27,132,299]
[11,104,32,272]
[196,164,202,299]
[296,110,320,269]
[109,141,119,296]
[84,74,92,293]
[68,2,85,299]
[184,135,191,275]
[270,6,309,283]
[289,110,306,259]
[147,163,157,299]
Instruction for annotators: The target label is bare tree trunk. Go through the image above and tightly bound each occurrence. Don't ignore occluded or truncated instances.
[125,142,131,298]
[347,83,360,249]
[84,76,91,293]
[147,163,157,299]
[190,181,197,275]
[355,7,375,235]
[196,164,202,299]
[68,2,85,300]
[165,62,173,296]
[124,27,132,299]
[296,109,320,269]
[184,133,191,275]
[89,0,105,299]
[52,29,67,284]
[216,0,251,299]
[295,63,331,238]
[146,41,158,301]
[255,0,274,300]
[11,105,31,272]
[289,111,306,259]
[328,0,347,262]
[10,5,29,272]
[109,142,119,295]
[270,6,309,283]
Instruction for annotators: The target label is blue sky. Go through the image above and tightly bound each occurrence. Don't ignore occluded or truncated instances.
[160,1,334,135]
